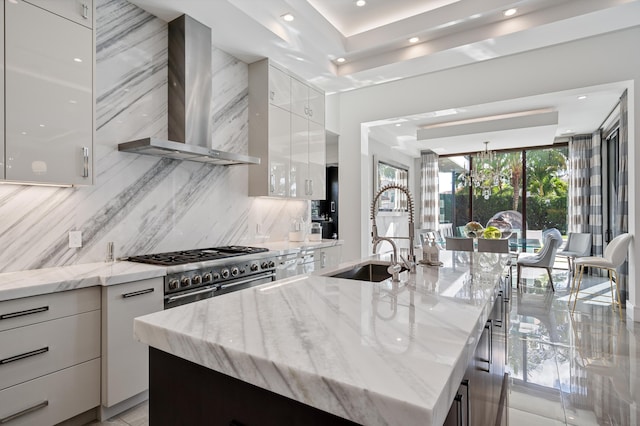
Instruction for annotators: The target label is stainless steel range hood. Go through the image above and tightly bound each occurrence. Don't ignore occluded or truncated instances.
[118,15,259,166]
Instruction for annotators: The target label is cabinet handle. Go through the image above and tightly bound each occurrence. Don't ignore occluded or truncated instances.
[321,251,327,268]
[269,91,275,101]
[1,347,49,365]
[0,306,48,321]
[309,179,313,195]
[495,291,503,327]
[122,288,154,298]
[308,108,313,117]
[460,379,470,426]
[270,173,275,193]
[82,147,89,178]
[453,393,463,426]
[81,3,89,19]
[479,320,492,372]
[0,401,48,424]
[304,106,309,116]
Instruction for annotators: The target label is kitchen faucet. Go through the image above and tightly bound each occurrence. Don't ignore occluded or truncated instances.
[370,184,416,280]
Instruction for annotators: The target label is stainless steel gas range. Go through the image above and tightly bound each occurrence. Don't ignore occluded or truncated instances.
[126,246,276,309]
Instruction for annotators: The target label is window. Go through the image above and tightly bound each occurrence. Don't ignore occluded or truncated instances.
[374,158,408,212]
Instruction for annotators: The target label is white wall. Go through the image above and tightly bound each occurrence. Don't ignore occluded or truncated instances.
[338,26,640,321]
[367,136,417,255]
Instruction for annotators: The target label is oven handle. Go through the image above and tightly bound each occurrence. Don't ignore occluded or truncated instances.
[166,285,219,303]
[220,272,275,290]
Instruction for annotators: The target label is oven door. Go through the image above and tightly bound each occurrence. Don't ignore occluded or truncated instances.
[164,284,220,309]
[217,271,276,296]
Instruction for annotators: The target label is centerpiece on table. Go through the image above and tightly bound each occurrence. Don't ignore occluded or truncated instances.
[463,221,484,238]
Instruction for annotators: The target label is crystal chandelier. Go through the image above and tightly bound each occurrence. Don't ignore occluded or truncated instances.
[460,141,508,200]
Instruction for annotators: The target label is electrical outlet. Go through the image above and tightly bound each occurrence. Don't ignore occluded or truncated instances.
[69,231,82,248]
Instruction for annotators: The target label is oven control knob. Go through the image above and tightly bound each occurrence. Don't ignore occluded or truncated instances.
[168,279,179,290]
[261,261,269,269]
[250,263,259,272]
[268,260,276,268]
[213,272,221,280]
[180,277,191,287]
[203,273,213,283]
[192,275,202,285]
[231,267,239,277]
[221,269,230,279]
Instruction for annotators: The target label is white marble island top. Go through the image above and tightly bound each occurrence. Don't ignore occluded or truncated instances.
[134,250,510,426]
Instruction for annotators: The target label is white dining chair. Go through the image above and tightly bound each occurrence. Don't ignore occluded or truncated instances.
[477,238,509,253]
[569,233,632,314]
[445,237,474,252]
[557,232,592,274]
[516,230,563,291]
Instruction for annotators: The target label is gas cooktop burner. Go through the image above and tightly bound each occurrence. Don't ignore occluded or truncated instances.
[126,246,269,266]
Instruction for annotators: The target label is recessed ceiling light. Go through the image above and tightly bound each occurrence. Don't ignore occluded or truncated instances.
[355,0,366,7]
[395,123,402,127]
[336,57,346,63]
[470,13,482,19]
[409,37,419,43]
[281,13,294,22]
[504,8,517,17]
[578,95,587,100]
[73,58,83,62]
[564,129,574,134]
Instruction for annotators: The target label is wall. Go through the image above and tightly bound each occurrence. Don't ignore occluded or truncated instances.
[367,136,416,254]
[338,26,639,320]
[0,0,307,273]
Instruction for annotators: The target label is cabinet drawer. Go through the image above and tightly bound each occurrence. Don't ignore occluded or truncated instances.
[23,0,93,29]
[0,287,99,332]
[0,358,100,426]
[0,310,100,391]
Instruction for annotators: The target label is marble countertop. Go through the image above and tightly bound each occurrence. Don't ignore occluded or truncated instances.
[0,261,167,302]
[253,239,343,255]
[0,240,343,302]
[134,250,510,426]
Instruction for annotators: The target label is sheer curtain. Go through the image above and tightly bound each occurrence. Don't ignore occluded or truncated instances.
[421,151,439,231]
[568,133,603,258]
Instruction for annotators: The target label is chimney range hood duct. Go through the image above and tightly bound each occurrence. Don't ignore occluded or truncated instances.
[118,15,260,166]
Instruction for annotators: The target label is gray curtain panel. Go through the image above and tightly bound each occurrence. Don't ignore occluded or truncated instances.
[568,134,603,260]
[421,151,439,231]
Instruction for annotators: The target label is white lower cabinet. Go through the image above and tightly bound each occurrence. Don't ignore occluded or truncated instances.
[0,359,100,426]
[313,245,342,271]
[0,287,101,425]
[101,277,163,408]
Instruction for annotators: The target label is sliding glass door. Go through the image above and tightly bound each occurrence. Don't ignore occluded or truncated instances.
[439,145,568,241]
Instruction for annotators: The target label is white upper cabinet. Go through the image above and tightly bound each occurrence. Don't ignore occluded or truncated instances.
[249,59,325,199]
[268,65,291,111]
[4,0,94,185]
[307,120,326,198]
[291,77,325,125]
[23,0,93,28]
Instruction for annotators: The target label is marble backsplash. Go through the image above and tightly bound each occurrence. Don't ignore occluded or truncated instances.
[0,0,308,273]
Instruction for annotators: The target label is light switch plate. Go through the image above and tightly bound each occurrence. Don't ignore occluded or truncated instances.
[69,231,82,248]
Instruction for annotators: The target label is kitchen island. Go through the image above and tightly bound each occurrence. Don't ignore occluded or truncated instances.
[134,250,510,425]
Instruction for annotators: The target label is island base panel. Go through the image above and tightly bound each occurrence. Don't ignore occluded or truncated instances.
[149,348,360,426]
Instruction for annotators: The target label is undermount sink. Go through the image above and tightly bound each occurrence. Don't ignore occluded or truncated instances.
[327,262,405,282]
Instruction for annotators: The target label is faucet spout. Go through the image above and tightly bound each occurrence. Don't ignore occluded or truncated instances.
[371,184,416,273]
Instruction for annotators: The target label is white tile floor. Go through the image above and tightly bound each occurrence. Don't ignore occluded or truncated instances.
[88,266,640,426]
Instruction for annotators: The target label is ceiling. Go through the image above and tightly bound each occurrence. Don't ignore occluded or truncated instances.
[128,0,640,157]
